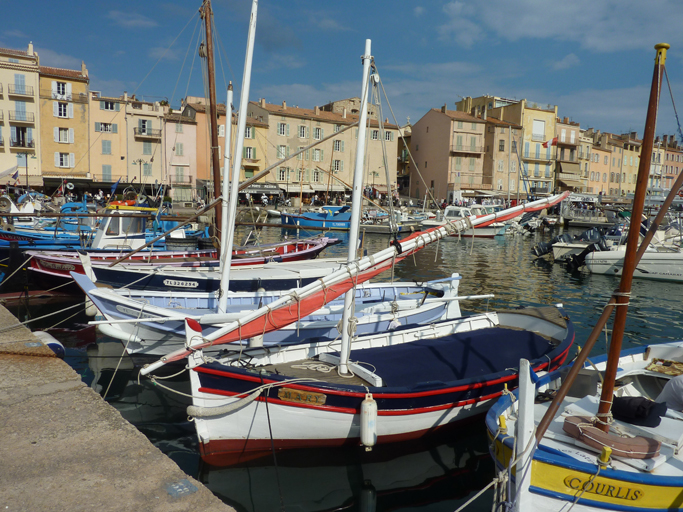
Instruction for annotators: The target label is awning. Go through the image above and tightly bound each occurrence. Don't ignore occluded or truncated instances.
[372,184,389,193]
[559,178,584,189]
[559,162,581,174]
[311,184,348,192]
[284,184,314,194]
[240,182,284,194]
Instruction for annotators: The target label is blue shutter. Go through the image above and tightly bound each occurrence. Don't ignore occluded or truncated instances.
[112,124,118,134]
[100,101,105,110]
[95,122,101,132]
[115,102,120,111]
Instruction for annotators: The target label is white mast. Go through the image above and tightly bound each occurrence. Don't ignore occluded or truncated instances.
[338,39,372,375]
[218,83,233,313]
[218,1,258,314]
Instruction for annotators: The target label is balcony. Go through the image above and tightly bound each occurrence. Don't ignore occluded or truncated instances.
[39,89,89,104]
[450,144,485,153]
[170,174,194,185]
[557,137,578,146]
[10,139,35,151]
[531,134,545,142]
[530,186,550,194]
[9,111,35,124]
[8,84,34,97]
[134,127,162,139]
[523,152,553,162]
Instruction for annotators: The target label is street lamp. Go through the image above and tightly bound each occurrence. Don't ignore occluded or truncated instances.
[133,158,148,184]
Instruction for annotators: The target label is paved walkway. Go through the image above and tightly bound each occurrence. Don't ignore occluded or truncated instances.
[0,305,233,512]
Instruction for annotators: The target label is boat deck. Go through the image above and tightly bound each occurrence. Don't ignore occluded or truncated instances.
[259,359,373,387]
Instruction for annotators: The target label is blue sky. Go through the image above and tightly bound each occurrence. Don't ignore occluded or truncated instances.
[4,0,683,138]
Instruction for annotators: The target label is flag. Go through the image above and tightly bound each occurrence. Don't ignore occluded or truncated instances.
[542,137,558,148]
[11,169,19,181]
[0,165,18,181]
[110,177,121,196]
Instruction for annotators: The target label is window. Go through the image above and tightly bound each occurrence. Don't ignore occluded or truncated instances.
[278,168,287,181]
[244,147,256,159]
[100,123,113,133]
[498,160,504,173]
[499,140,505,151]
[371,130,379,140]
[469,158,475,171]
[334,140,344,152]
[500,127,506,134]
[512,161,517,174]
[313,148,322,162]
[314,127,323,140]
[102,165,112,181]
[175,166,185,182]
[245,126,253,139]
[102,140,111,155]
[102,101,116,111]
[333,160,343,172]
[545,164,551,178]
[143,142,152,155]
[532,120,545,140]
[512,140,517,153]
[297,146,304,161]
[56,82,66,96]
[218,125,225,137]
[334,124,340,133]
[175,142,184,156]
[415,144,419,151]
[591,171,595,181]
[175,123,183,133]
[470,136,477,149]
[604,156,608,165]
[385,131,393,141]
[139,119,152,134]
[603,173,607,182]
[570,131,576,144]
[57,102,68,118]
[58,128,69,143]
[298,170,305,182]
[56,152,72,168]
[560,129,566,142]
[534,163,540,177]
[455,157,462,170]
[457,121,463,129]
[277,122,288,136]
[277,145,287,159]
[313,170,321,182]
[299,125,307,138]
[471,122,477,130]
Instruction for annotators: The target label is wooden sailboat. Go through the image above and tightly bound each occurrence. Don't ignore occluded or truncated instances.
[486,43,683,512]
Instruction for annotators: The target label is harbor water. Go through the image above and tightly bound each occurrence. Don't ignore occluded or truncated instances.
[12,224,683,512]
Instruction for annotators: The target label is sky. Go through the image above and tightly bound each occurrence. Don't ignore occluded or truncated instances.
[4,0,683,139]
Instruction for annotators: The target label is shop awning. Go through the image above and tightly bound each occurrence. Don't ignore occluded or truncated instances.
[311,184,348,192]
[240,182,284,194]
[284,184,314,194]
[560,178,584,189]
[559,162,581,174]
[372,184,389,193]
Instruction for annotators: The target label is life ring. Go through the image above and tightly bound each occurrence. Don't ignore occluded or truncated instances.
[66,182,74,190]
[110,200,136,206]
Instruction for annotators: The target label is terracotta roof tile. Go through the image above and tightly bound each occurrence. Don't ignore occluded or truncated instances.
[437,108,485,123]
[483,116,522,130]
[253,101,398,129]
[0,47,29,57]
[39,66,87,81]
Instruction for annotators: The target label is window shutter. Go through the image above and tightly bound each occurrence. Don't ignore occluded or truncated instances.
[305,169,310,181]
[95,122,101,132]
[341,141,345,152]
[242,147,246,158]
[341,160,344,172]
[115,103,120,111]
[306,127,309,138]
[54,127,59,142]
[100,101,105,110]
[68,103,73,118]
[321,149,324,161]
[286,124,290,136]
[391,132,394,141]
[66,83,72,97]
[51,81,57,96]
[286,146,290,157]
[321,128,324,138]
[305,149,310,160]
[11,126,16,142]
[138,119,143,131]
[68,128,74,144]
[253,148,256,159]
[54,152,60,167]
[112,124,118,134]
[27,127,32,142]
[70,153,75,168]
[53,102,59,117]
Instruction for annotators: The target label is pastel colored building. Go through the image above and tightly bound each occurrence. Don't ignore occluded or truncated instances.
[0,43,41,186]
[662,135,682,192]
[124,94,169,187]
[39,63,89,186]
[588,145,611,195]
[163,112,197,203]
[555,118,581,192]
[577,130,593,191]
[483,116,522,198]
[88,91,127,186]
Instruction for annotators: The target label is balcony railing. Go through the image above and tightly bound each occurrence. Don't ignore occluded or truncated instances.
[9,111,35,123]
[10,139,35,149]
[0,111,3,122]
[531,134,545,142]
[134,127,162,139]
[8,84,34,96]
[450,145,485,153]
[39,89,89,104]
[170,175,194,184]
[557,138,578,146]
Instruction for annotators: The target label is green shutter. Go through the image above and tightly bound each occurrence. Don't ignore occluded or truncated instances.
[321,149,324,161]
[286,146,290,157]
[286,124,290,136]
[100,101,105,110]
[253,147,256,159]
[115,103,120,112]
[112,124,118,133]
[95,122,101,132]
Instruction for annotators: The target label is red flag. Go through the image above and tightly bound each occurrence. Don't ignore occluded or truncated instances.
[542,137,558,148]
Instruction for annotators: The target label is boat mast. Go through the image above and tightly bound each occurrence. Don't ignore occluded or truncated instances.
[339,39,373,376]
[218,82,233,313]
[595,43,669,432]
[200,0,223,240]
[219,0,258,314]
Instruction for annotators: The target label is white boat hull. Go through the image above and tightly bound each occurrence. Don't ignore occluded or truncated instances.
[585,248,683,282]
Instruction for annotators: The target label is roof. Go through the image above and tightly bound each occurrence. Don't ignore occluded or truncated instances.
[164,113,196,124]
[438,108,485,124]
[0,47,29,57]
[186,103,267,128]
[187,102,228,115]
[39,66,88,82]
[483,116,522,130]
[252,101,398,129]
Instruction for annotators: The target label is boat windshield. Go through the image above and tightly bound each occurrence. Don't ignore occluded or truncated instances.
[445,209,464,219]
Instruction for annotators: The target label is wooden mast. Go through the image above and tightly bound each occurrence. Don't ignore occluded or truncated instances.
[595,43,669,431]
[200,0,222,241]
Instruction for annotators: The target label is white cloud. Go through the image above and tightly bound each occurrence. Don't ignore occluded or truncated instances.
[258,54,306,72]
[414,6,425,16]
[314,18,352,32]
[90,76,133,97]
[550,53,580,71]
[148,47,179,61]
[107,10,158,29]
[3,30,28,39]
[35,47,82,69]
[438,0,683,52]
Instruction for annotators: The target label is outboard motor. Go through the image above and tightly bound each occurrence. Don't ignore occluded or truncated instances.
[566,237,607,270]
[532,241,553,257]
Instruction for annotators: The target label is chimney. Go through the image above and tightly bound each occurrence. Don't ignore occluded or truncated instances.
[663,135,668,146]
[28,41,33,55]
[342,107,347,119]
[81,61,88,77]
[441,103,447,113]
[259,98,266,108]
[314,105,320,115]
[124,91,128,102]
[564,117,569,123]
[282,100,287,110]
[385,118,388,123]
[483,108,487,120]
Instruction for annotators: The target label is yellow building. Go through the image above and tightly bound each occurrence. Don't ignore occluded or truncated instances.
[0,43,41,187]
[39,64,89,189]
[88,91,126,187]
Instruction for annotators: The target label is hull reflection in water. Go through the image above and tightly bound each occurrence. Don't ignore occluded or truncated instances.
[200,423,493,512]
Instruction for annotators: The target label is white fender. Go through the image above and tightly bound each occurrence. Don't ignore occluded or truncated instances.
[360,392,377,450]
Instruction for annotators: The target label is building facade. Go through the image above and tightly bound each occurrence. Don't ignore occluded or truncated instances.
[39,63,89,183]
[125,94,168,187]
[555,118,581,192]
[163,112,197,203]
[483,116,522,198]
[0,43,41,186]
[88,92,126,186]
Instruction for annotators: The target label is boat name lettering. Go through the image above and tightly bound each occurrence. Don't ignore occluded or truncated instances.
[162,279,199,288]
[41,261,76,271]
[115,305,159,318]
[563,475,643,501]
[277,387,326,405]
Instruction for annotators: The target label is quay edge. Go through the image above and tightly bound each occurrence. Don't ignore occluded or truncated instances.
[0,304,233,512]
